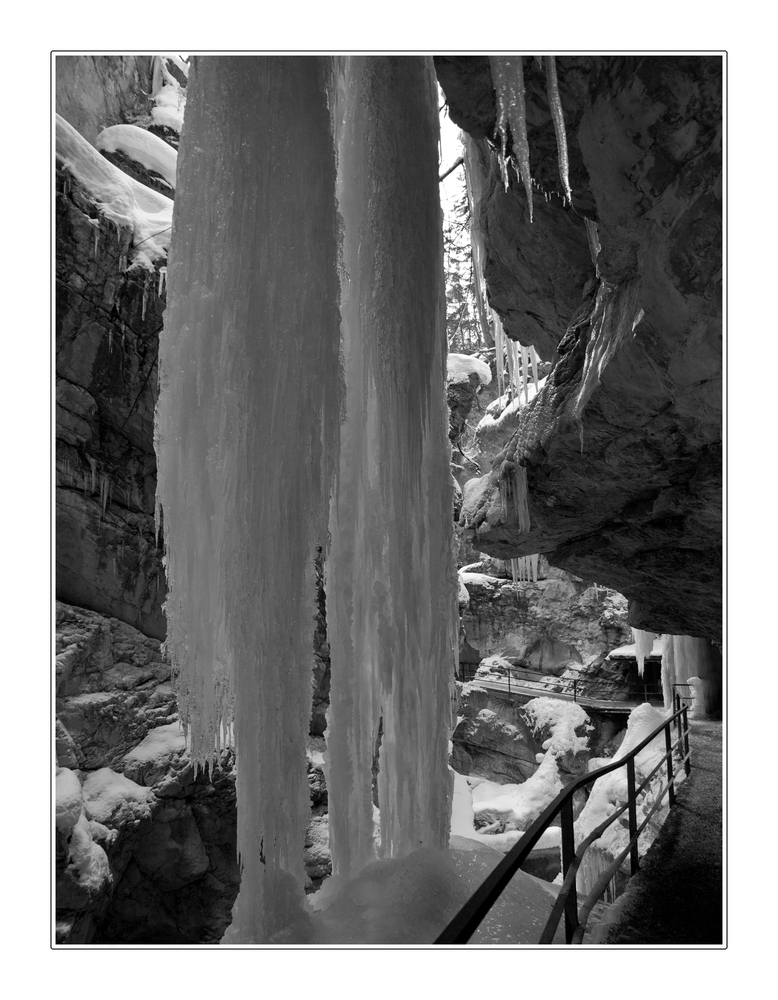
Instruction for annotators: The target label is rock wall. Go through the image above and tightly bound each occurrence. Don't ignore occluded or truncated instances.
[461,564,631,669]
[56,56,154,146]
[55,601,332,943]
[56,156,167,638]
[438,57,722,640]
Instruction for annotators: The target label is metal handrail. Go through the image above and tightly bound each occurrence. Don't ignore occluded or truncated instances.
[435,693,691,945]
[460,661,665,705]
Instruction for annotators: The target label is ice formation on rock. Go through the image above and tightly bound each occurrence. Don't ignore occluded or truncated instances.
[150,55,187,132]
[489,56,533,221]
[543,57,572,205]
[156,57,343,943]
[462,135,493,345]
[156,56,456,943]
[631,627,658,678]
[510,553,539,584]
[325,56,457,879]
[661,634,721,717]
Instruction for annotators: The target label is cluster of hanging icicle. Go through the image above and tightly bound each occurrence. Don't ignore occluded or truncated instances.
[510,553,539,584]
[156,55,456,945]
[489,55,573,220]
[492,308,541,404]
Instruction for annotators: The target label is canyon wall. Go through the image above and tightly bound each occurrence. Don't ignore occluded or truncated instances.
[437,57,722,640]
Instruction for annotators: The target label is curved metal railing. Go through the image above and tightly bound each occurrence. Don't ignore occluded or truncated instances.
[435,693,691,944]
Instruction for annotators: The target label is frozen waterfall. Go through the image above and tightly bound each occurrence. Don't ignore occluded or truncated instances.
[155,56,457,943]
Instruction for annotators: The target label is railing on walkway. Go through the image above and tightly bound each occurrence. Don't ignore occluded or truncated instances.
[459,661,664,704]
[435,693,692,945]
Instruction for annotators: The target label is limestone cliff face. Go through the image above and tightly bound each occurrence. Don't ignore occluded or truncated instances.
[461,564,631,669]
[56,56,154,146]
[437,57,722,640]
[56,163,167,638]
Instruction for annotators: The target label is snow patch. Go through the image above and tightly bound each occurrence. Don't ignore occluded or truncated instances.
[56,115,173,270]
[447,352,492,385]
[122,721,186,765]
[56,767,82,832]
[81,767,153,826]
[96,124,177,189]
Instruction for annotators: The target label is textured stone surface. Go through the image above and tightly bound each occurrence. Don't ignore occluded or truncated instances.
[56,56,154,145]
[451,707,541,783]
[55,603,176,770]
[56,161,167,638]
[438,56,722,640]
[461,564,631,668]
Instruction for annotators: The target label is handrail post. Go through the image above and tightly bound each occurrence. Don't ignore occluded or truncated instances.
[508,667,511,697]
[674,691,682,746]
[682,705,691,776]
[626,757,639,876]
[560,798,578,943]
[664,723,676,807]
[573,678,577,703]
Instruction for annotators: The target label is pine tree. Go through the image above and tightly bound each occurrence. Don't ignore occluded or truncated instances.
[443,188,489,353]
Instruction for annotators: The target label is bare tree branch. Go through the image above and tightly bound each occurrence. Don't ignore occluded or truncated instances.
[438,156,464,183]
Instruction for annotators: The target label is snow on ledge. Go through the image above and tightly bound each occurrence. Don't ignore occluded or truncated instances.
[447,352,492,386]
[96,124,177,190]
[56,114,173,270]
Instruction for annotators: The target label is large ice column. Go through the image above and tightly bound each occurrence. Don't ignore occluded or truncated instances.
[325,57,458,876]
[155,56,342,943]
[661,634,722,717]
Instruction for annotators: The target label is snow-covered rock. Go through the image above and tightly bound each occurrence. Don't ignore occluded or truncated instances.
[56,768,83,832]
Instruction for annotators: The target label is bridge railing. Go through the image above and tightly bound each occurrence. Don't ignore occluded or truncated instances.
[435,693,692,945]
[459,660,664,704]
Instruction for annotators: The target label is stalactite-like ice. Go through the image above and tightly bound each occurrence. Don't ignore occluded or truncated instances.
[489,56,533,222]
[156,57,343,943]
[463,136,493,347]
[631,628,657,678]
[661,634,722,717]
[325,57,457,877]
[543,57,572,205]
[156,55,457,943]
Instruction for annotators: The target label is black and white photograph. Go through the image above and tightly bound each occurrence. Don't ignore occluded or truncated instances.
[51,48,725,953]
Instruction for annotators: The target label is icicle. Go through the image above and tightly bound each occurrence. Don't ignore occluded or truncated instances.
[157,55,454,944]
[513,463,531,534]
[490,57,533,222]
[631,628,657,679]
[492,308,505,398]
[529,345,541,394]
[93,221,100,257]
[141,274,148,321]
[462,137,493,347]
[119,254,127,272]
[99,475,111,514]
[584,217,601,276]
[326,56,455,876]
[157,57,344,943]
[158,266,167,297]
[530,552,539,582]
[520,343,529,404]
[88,457,97,494]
